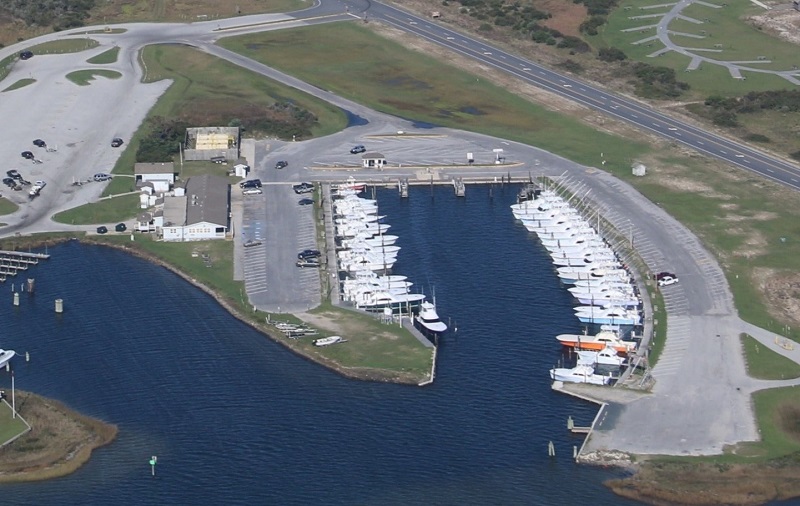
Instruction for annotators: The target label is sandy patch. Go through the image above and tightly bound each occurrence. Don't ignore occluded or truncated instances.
[748,5,800,46]
[538,0,588,38]
[752,267,800,327]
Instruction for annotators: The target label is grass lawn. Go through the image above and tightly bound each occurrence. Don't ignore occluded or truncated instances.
[140,44,345,139]
[218,23,649,170]
[599,0,798,96]
[300,303,432,377]
[0,54,17,83]
[53,194,140,225]
[0,402,29,445]
[66,69,122,86]
[27,39,99,55]
[0,198,18,216]
[741,334,800,380]
[86,46,120,64]
[2,79,36,92]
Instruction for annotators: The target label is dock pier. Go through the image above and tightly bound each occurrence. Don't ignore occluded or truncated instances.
[0,250,49,283]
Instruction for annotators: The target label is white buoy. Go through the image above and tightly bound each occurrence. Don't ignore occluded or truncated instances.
[25,352,29,363]
[13,293,19,306]
[55,299,64,313]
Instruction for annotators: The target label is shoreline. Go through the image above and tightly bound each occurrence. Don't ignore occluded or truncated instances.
[79,238,430,386]
[0,391,117,483]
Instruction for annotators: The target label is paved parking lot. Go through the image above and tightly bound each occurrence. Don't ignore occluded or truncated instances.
[239,183,320,313]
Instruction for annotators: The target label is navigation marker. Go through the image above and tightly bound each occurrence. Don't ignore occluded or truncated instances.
[149,456,157,476]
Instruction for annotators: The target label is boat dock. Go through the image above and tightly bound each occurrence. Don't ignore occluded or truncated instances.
[0,250,50,282]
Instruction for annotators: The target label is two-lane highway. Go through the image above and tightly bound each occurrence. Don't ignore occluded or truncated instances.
[342,0,800,190]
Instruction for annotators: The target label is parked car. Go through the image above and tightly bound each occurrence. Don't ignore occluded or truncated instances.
[32,139,46,148]
[655,271,675,280]
[6,170,20,179]
[298,198,314,206]
[20,151,34,160]
[94,173,113,182]
[115,223,127,232]
[242,188,263,196]
[111,138,124,148]
[19,51,33,60]
[2,178,15,188]
[658,275,679,287]
[292,182,314,194]
[96,226,108,234]
[275,160,288,170]
[350,145,366,154]
[239,179,262,189]
[297,249,321,260]
[296,259,321,268]
[210,156,227,164]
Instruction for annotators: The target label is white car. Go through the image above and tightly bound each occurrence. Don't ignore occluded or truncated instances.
[242,188,262,196]
[658,275,679,287]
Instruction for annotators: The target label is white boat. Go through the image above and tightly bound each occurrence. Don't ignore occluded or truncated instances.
[0,349,14,369]
[336,222,391,238]
[313,336,343,347]
[550,364,611,385]
[574,307,641,326]
[415,300,447,336]
[572,278,633,290]
[338,249,399,262]
[341,234,398,248]
[574,292,640,308]
[576,346,626,367]
[551,252,617,267]
[558,268,628,285]
[354,291,426,312]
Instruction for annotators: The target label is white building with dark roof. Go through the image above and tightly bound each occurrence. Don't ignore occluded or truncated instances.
[162,175,230,242]
[135,162,176,193]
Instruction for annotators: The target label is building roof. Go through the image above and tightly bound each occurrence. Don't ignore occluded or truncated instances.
[362,152,386,159]
[185,174,229,227]
[135,162,175,175]
[163,196,187,227]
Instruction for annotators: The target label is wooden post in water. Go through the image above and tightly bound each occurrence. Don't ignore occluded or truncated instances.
[26,278,34,294]
[567,416,574,430]
[13,292,19,306]
[573,446,578,459]
[548,441,555,457]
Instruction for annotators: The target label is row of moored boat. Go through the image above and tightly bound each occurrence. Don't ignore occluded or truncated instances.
[332,186,447,339]
[511,187,640,385]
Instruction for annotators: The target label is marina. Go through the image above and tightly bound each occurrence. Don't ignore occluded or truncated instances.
[0,195,635,505]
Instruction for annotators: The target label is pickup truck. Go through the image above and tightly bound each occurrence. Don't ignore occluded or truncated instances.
[29,180,46,197]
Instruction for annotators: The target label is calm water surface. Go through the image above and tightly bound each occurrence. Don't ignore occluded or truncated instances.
[0,185,650,505]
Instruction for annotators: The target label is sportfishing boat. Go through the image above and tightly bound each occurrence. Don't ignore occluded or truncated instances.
[551,251,618,267]
[336,222,391,238]
[576,346,626,367]
[415,300,447,336]
[354,291,426,313]
[313,336,343,347]
[556,330,637,354]
[558,268,628,285]
[572,290,640,308]
[0,349,14,369]
[549,364,611,385]
[340,234,399,248]
[574,306,641,326]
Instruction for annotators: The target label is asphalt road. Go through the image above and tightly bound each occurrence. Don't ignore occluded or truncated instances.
[343,0,800,190]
